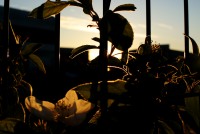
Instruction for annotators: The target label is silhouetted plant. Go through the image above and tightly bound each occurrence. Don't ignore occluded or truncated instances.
[0,20,46,133]
[3,0,199,134]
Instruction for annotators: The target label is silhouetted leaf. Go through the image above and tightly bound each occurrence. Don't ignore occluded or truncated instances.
[21,43,42,56]
[70,45,99,59]
[108,56,123,66]
[90,55,122,67]
[184,34,199,56]
[29,1,82,19]
[28,54,46,74]
[113,4,137,12]
[73,79,127,107]
[92,37,100,42]
[102,11,133,51]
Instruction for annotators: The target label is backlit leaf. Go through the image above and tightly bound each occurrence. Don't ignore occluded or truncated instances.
[113,4,137,12]
[28,54,46,74]
[92,37,100,42]
[102,11,133,51]
[184,34,199,56]
[70,45,99,59]
[21,43,42,56]
[29,1,73,19]
[73,79,127,103]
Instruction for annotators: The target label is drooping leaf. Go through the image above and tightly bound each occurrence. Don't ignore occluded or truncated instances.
[73,79,128,106]
[102,11,133,51]
[113,4,137,12]
[70,45,99,59]
[28,54,46,74]
[184,34,199,56]
[21,43,42,56]
[29,1,81,19]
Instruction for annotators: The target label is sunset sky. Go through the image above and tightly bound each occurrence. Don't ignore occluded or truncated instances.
[0,0,200,53]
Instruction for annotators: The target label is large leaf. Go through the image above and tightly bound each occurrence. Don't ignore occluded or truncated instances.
[70,45,99,59]
[28,54,46,74]
[113,4,137,12]
[90,55,122,67]
[29,1,82,19]
[184,34,199,56]
[102,11,134,51]
[184,34,200,72]
[72,79,128,106]
[21,43,42,56]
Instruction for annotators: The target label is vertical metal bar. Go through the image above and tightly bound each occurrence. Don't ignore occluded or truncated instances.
[146,0,151,40]
[103,0,111,14]
[55,0,60,71]
[0,0,10,105]
[2,0,10,58]
[54,0,60,100]
[55,12,60,73]
[99,0,111,117]
[184,0,189,58]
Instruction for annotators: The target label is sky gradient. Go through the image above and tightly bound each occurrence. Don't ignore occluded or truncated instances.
[0,0,200,52]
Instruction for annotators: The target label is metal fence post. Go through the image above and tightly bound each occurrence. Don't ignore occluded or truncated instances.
[99,0,111,118]
[2,0,10,58]
[184,0,189,58]
[146,0,151,40]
